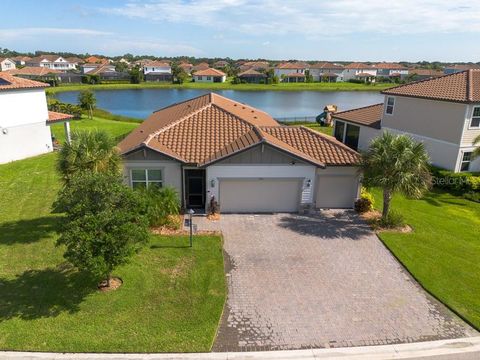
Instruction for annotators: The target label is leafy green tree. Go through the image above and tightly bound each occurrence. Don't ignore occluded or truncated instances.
[473,135,480,159]
[171,62,189,84]
[78,90,96,119]
[361,132,432,219]
[57,130,121,183]
[129,66,143,84]
[114,61,129,73]
[55,173,149,287]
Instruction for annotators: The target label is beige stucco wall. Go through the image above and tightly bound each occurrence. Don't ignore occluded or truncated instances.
[217,144,307,165]
[381,96,467,144]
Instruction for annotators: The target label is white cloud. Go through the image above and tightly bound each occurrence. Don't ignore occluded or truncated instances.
[101,0,480,36]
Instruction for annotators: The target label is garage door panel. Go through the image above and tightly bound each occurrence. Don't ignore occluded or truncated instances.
[316,175,357,209]
[219,178,301,213]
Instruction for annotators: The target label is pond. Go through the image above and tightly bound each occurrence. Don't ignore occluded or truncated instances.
[55,89,384,120]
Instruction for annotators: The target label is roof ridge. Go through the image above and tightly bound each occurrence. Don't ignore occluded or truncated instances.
[467,69,473,102]
[152,93,210,114]
[299,125,360,155]
[381,70,465,94]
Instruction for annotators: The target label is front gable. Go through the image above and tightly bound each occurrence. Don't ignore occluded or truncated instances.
[216,143,308,165]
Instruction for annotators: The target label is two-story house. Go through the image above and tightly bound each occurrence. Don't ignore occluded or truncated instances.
[332,70,480,172]
[143,61,172,82]
[308,62,345,82]
[0,73,73,164]
[274,62,308,82]
[26,55,76,71]
[342,62,377,82]
[374,62,409,80]
[0,58,16,71]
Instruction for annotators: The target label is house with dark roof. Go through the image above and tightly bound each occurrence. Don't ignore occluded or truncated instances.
[0,73,73,164]
[237,69,267,83]
[118,93,361,212]
[332,70,480,172]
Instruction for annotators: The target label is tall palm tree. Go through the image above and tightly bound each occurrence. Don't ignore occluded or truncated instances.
[361,132,432,219]
[57,130,121,183]
[78,90,96,119]
[473,134,480,159]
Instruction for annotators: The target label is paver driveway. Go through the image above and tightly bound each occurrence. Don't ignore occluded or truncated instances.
[195,211,476,352]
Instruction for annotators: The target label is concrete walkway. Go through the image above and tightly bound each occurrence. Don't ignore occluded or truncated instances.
[194,212,477,351]
[2,337,480,359]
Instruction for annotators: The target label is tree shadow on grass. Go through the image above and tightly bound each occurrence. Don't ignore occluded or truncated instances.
[422,191,468,208]
[277,211,372,240]
[0,264,96,321]
[0,216,60,246]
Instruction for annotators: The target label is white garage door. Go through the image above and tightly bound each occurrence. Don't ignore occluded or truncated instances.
[316,175,358,209]
[219,178,302,213]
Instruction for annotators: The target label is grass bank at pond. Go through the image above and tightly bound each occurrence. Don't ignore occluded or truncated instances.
[372,188,480,330]
[46,81,395,94]
[0,126,226,351]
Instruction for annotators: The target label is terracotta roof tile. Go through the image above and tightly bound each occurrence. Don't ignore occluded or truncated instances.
[47,111,74,123]
[275,62,308,69]
[144,61,170,67]
[332,103,383,129]
[0,73,49,91]
[6,67,61,76]
[374,62,407,70]
[309,62,344,70]
[194,68,226,76]
[344,62,373,69]
[118,93,359,167]
[238,69,266,77]
[382,69,480,103]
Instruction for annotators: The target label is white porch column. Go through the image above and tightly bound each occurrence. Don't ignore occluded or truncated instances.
[64,121,71,144]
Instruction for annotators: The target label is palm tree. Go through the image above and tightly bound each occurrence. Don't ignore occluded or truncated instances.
[78,90,96,119]
[361,132,432,219]
[57,130,121,183]
[473,134,480,159]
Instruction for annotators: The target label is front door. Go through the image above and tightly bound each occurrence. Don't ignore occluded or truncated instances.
[185,169,206,209]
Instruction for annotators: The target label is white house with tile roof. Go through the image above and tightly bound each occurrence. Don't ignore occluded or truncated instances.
[118,93,361,212]
[0,58,16,72]
[332,70,480,172]
[0,73,73,164]
[26,55,76,71]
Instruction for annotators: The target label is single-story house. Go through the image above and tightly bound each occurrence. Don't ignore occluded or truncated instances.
[193,68,226,83]
[11,56,32,66]
[237,69,267,83]
[0,73,74,164]
[0,57,16,71]
[6,67,61,82]
[118,93,361,213]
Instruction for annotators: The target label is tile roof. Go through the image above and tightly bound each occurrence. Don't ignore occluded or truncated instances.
[28,55,63,63]
[275,62,308,69]
[194,68,226,76]
[332,103,383,129]
[0,73,49,91]
[144,61,171,67]
[374,62,407,70]
[193,62,210,71]
[445,64,480,71]
[47,111,74,123]
[6,67,61,76]
[344,62,373,69]
[382,69,480,103]
[309,62,344,70]
[409,69,444,77]
[238,69,266,77]
[118,93,360,167]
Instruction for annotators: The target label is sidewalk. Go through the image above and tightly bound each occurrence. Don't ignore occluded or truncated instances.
[1,337,480,360]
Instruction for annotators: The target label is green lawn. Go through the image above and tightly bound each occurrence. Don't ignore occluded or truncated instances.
[47,80,394,94]
[0,133,225,352]
[372,188,480,329]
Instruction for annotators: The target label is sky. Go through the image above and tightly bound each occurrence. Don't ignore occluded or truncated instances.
[2,0,480,62]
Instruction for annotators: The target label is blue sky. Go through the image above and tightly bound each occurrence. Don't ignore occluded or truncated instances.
[2,0,480,61]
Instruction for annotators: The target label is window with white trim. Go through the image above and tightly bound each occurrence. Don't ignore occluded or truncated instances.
[471,107,480,128]
[460,152,472,172]
[131,169,163,189]
[385,97,395,115]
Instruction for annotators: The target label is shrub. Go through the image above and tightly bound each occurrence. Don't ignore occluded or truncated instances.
[431,166,480,193]
[139,186,181,228]
[464,191,480,203]
[354,187,375,213]
[378,210,405,228]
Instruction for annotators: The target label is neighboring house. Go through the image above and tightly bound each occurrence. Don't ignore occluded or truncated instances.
[408,69,444,81]
[0,73,73,164]
[6,67,61,82]
[118,93,361,212]
[332,70,480,172]
[65,57,85,67]
[0,58,16,71]
[237,69,267,83]
[143,61,171,75]
[213,60,229,68]
[87,64,129,81]
[85,56,110,65]
[309,62,344,82]
[238,61,270,72]
[192,62,210,72]
[11,56,32,66]
[193,68,226,83]
[179,62,194,74]
[343,62,377,81]
[444,64,480,75]
[374,62,409,79]
[26,55,76,71]
[274,62,307,81]
[81,63,116,74]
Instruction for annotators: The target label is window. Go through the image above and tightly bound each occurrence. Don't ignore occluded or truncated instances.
[385,97,395,115]
[131,169,163,189]
[460,152,472,172]
[334,121,345,142]
[471,107,480,128]
[344,124,360,150]
[207,76,211,81]
[197,76,203,80]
